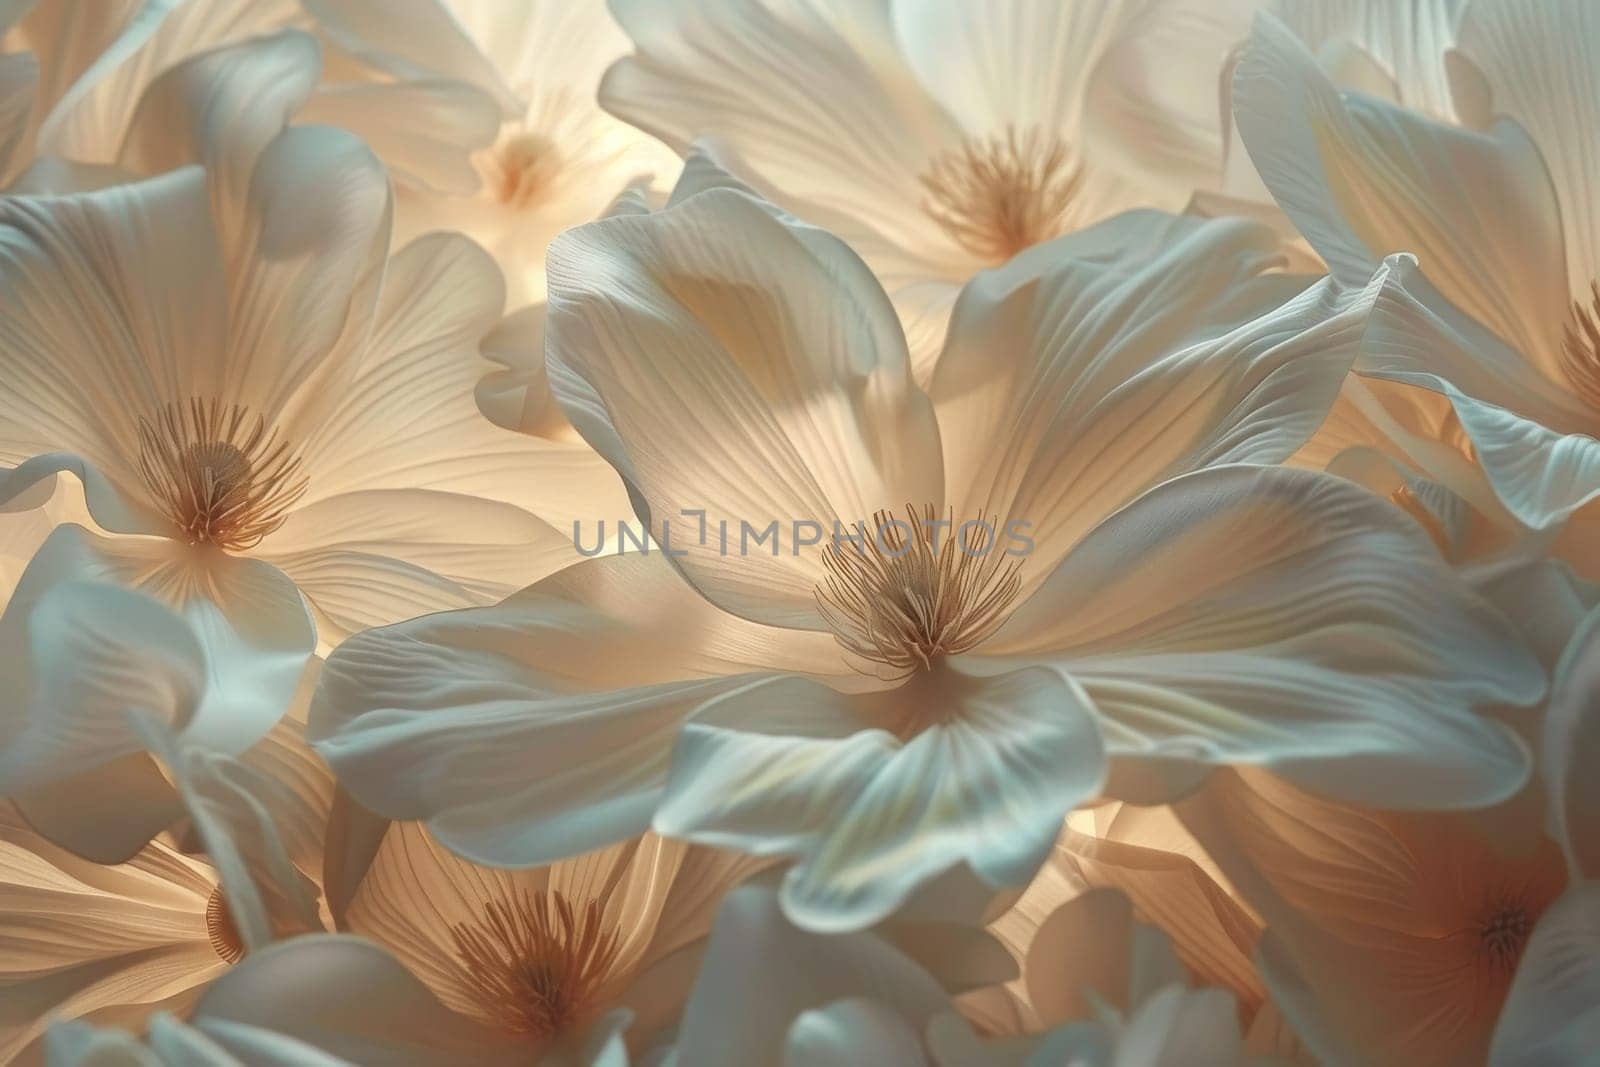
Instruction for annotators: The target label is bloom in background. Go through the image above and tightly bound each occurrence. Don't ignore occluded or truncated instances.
[1233,1,1600,536]
[0,709,325,1061]
[339,822,759,1061]
[0,83,619,769]
[601,0,1258,373]
[313,188,1539,934]
[395,0,680,309]
[1180,768,1567,1066]
[0,0,519,198]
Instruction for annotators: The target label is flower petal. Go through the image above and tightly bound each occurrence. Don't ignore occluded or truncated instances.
[669,883,951,1067]
[601,0,959,261]
[992,464,1539,810]
[1235,10,1572,383]
[188,934,525,1065]
[1458,0,1600,304]
[257,488,577,647]
[311,552,838,867]
[546,186,942,627]
[785,998,928,1066]
[0,166,227,500]
[932,210,1378,577]
[656,667,1106,931]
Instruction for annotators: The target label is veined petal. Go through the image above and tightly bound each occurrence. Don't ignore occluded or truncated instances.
[1363,263,1600,528]
[990,465,1538,810]
[601,0,960,261]
[933,210,1377,579]
[1235,10,1572,386]
[257,488,577,647]
[546,187,942,628]
[311,552,840,867]
[1458,0,1600,305]
[1269,0,1468,117]
[656,667,1106,931]
[218,124,391,423]
[0,166,227,495]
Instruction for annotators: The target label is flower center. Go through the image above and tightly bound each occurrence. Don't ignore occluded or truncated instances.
[816,505,1023,678]
[1562,281,1600,411]
[920,126,1082,264]
[1478,902,1532,970]
[478,126,564,210]
[135,398,307,552]
[449,890,622,1038]
[206,885,245,964]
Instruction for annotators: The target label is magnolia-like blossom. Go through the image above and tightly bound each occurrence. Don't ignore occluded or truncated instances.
[600,0,1259,374]
[1232,0,1600,536]
[0,81,620,777]
[1179,768,1568,1066]
[394,0,680,309]
[0,0,520,198]
[312,189,1541,933]
[337,821,761,1061]
[0,709,326,1062]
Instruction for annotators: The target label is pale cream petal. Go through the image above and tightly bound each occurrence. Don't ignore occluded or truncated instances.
[655,667,1106,931]
[1235,10,1572,384]
[1458,0,1600,304]
[216,124,390,424]
[258,489,577,647]
[0,167,227,504]
[311,552,839,867]
[932,210,1374,580]
[991,465,1538,811]
[115,30,320,180]
[296,79,501,196]
[546,187,941,627]
[601,0,960,261]
[1270,0,1467,117]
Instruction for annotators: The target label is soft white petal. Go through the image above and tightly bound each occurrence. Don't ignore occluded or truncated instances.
[656,667,1106,931]
[1545,608,1600,878]
[546,186,942,627]
[311,552,839,867]
[670,884,951,1067]
[991,464,1538,810]
[1235,10,1572,386]
[932,210,1376,579]
[785,998,928,1066]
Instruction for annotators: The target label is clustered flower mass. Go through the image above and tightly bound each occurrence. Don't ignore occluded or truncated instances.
[1,0,1597,1064]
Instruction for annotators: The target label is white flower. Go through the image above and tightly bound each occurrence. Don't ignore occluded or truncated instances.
[395,0,681,309]
[602,0,1259,374]
[312,187,1538,932]
[0,101,613,763]
[1232,0,1600,532]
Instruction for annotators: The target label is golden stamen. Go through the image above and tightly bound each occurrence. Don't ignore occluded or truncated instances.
[449,890,622,1038]
[817,504,1023,678]
[920,125,1082,264]
[1561,280,1600,411]
[135,398,307,552]
[205,885,245,964]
